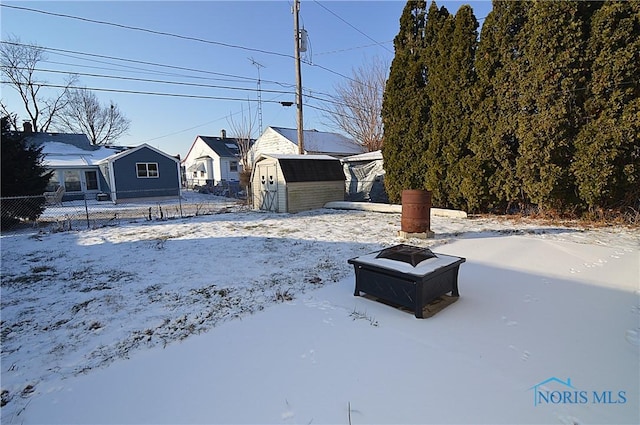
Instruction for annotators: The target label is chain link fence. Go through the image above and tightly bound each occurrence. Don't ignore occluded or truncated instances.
[0,188,246,232]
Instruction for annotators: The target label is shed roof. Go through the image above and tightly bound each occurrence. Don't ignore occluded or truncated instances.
[258,154,344,182]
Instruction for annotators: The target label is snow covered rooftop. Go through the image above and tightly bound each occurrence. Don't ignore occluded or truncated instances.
[259,153,338,161]
[271,127,364,155]
[38,141,123,167]
[341,150,383,163]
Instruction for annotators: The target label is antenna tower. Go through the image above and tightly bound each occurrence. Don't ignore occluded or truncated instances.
[249,57,264,131]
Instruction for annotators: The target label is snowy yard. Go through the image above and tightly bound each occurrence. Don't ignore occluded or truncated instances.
[1,201,638,424]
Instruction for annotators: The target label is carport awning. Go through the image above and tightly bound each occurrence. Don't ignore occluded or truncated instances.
[187,163,206,172]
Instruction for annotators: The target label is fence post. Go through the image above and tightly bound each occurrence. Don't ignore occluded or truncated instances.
[178,191,183,218]
[84,195,90,229]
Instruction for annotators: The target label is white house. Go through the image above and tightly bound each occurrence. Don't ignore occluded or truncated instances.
[182,131,244,189]
[248,126,365,166]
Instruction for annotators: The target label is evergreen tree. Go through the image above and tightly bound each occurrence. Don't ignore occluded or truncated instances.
[572,1,640,211]
[432,5,478,210]
[1,116,52,227]
[382,0,429,203]
[515,1,592,211]
[471,1,532,212]
[464,8,500,212]
[422,2,454,207]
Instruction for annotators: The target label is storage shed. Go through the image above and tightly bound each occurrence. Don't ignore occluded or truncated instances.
[251,154,345,213]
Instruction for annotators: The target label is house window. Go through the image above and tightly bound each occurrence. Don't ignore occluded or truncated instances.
[137,163,159,178]
[46,171,60,192]
[230,161,238,172]
[85,170,99,191]
[63,170,81,192]
[200,170,205,178]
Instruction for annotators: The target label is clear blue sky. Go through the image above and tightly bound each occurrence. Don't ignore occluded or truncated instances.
[1,0,493,159]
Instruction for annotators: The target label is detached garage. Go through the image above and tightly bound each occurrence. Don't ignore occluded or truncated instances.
[251,154,345,213]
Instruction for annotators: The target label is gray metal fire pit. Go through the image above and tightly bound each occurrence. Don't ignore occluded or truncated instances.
[348,244,465,318]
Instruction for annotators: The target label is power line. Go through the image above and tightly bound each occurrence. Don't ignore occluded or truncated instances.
[0,4,294,60]
[312,0,392,54]
[315,41,394,57]
[1,5,390,139]
[1,41,351,106]
[0,81,294,103]
[3,66,294,96]
[42,59,258,84]
[0,7,373,89]
[0,40,278,86]
[1,67,356,111]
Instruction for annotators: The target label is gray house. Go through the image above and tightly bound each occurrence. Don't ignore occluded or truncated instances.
[97,144,181,203]
[27,132,180,203]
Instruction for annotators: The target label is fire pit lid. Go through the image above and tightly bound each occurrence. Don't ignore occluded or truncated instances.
[375,244,437,267]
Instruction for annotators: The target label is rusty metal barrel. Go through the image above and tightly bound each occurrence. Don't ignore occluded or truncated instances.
[401,189,432,233]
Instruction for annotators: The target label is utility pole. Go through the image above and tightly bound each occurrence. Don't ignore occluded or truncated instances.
[293,0,304,154]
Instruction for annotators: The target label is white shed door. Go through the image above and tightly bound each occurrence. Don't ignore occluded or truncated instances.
[257,164,278,212]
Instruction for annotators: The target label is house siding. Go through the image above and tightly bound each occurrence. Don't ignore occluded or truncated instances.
[111,147,180,200]
[219,157,240,182]
[249,128,297,165]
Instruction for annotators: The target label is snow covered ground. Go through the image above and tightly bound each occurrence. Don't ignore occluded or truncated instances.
[1,196,638,424]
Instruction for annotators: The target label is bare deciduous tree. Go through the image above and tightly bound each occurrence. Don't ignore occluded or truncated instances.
[0,37,77,132]
[56,87,130,145]
[323,56,388,152]
[227,103,257,172]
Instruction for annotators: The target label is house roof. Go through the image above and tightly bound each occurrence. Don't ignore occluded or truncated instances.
[270,126,364,155]
[24,133,176,168]
[256,153,344,182]
[25,132,97,151]
[98,143,179,164]
[197,136,243,158]
[25,133,123,167]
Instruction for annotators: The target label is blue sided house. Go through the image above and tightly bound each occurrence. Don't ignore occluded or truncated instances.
[27,132,181,203]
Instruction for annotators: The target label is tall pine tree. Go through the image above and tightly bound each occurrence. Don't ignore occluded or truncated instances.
[422,2,454,207]
[515,1,592,211]
[572,1,640,211]
[471,1,531,212]
[436,5,478,210]
[382,0,429,203]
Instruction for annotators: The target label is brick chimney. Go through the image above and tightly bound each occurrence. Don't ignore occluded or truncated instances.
[220,129,226,139]
[23,121,33,133]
